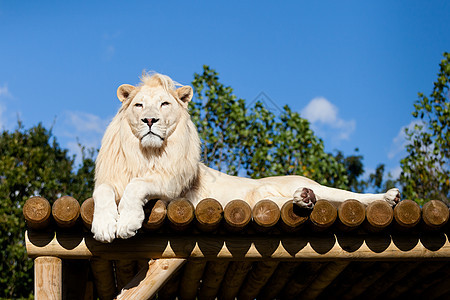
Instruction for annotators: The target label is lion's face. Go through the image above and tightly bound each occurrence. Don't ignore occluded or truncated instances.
[117,83,193,148]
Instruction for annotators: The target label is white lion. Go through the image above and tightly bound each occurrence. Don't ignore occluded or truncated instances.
[91,73,400,243]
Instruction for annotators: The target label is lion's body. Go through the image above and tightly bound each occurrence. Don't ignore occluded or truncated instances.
[91,73,400,243]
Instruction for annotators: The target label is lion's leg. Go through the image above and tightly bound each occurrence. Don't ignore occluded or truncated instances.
[92,183,119,243]
[293,185,401,209]
[115,178,155,239]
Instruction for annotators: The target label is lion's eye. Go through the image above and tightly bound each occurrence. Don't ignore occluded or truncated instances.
[134,103,143,108]
[161,102,170,107]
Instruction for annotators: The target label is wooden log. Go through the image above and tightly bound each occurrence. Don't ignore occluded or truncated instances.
[257,262,300,300]
[422,200,449,230]
[52,196,80,228]
[252,199,280,229]
[223,199,252,231]
[195,198,223,232]
[167,198,194,231]
[282,262,326,299]
[34,256,62,300]
[218,261,252,300]
[62,259,89,300]
[416,263,450,299]
[300,261,350,300]
[158,268,182,300]
[338,199,365,230]
[238,261,279,300]
[23,196,52,229]
[80,198,94,229]
[115,258,186,300]
[90,257,116,300]
[115,260,137,292]
[365,200,393,232]
[179,261,207,300]
[309,200,337,230]
[198,261,229,300]
[143,199,167,231]
[393,199,421,229]
[280,201,309,232]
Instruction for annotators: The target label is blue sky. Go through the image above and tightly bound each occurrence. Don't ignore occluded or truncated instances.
[0,1,449,180]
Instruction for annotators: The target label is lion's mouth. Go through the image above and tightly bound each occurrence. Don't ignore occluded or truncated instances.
[142,131,164,141]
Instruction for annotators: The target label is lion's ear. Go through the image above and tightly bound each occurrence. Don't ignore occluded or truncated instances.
[176,86,193,104]
[117,84,136,103]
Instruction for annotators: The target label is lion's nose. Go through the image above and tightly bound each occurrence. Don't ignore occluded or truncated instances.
[141,118,159,127]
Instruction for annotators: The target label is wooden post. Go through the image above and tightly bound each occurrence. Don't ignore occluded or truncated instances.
[34,256,62,300]
[223,200,252,231]
[143,199,167,231]
[52,196,80,228]
[280,201,309,232]
[309,200,337,230]
[365,200,393,232]
[337,199,365,230]
[422,200,449,230]
[179,261,207,300]
[195,198,223,232]
[258,262,300,300]
[23,196,51,229]
[393,200,421,230]
[197,261,229,300]
[115,258,186,300]
[167,198,194,231]
[115,260,138,292]
[218,261,252,300]
[282,262,325,299]
[238,261,279,300]
[80,198,94,229]
[90,257,117,300]
[252,199,280,230]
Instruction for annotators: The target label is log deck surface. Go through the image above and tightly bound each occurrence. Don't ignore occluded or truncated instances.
[25,196,450,300]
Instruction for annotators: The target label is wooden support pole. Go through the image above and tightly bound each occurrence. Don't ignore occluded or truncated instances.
[158,268,182,300]
[90,257,116,300]
[218,261,252,300]
[422,200,449,230]
[34,256,62,300]
[179,261,207,300]
[114,260,137,292]
[197,261,229,300]
[252,199,280,230]
[365,200,393,232]
[393,199,421,230]
[280,201,308,232]
[223,200,252,231]
[195,198,223,232]
[52,196,80,228]
[337,199,365,230]
[257,262,300,300]
[23,196,52,230]
[300,261,350,300]
[143,199,167,231]
[167,198,194,231]
[238,261,279,300]
[115,258,186,300]
[80,198,94,229]
[282,262,325,299]
[310,200,337,230]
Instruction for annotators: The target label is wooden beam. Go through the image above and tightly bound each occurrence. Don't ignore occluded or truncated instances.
[23,196,52,230]
[25,231,450,261]
[115,258,185,300]
[34,256,62,300]
[52,196,80,228]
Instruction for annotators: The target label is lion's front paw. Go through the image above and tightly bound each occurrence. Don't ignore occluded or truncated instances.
[91,210,118,243]
[293,187,317,209]
[384,188,401,206]
[116,209,145,240]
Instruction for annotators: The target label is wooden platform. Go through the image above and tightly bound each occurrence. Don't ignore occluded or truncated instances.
[24,196,450,299]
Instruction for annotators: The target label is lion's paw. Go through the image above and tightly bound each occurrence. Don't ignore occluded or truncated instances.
[383,188,401,206]
[116,209,145,240]
[293,187,317,209]
[91,210,118,243]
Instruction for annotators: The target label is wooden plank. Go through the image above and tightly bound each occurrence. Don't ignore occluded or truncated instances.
[34,256,62,300]
[115,258,186,300]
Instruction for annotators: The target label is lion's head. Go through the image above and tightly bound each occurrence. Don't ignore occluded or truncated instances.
[95,73,201,200]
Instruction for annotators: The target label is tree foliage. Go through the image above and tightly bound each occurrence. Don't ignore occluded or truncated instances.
[190,65,354,189]
[400,53,450,205]
[0,123,94,299]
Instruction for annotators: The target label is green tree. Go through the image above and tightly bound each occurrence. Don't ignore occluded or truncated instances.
[191,65,355,189]
[400,52,450,205]
[0,123,94,298]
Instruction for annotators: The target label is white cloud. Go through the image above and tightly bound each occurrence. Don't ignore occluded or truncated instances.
[301,97,356,142]
[388,120,423,159]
